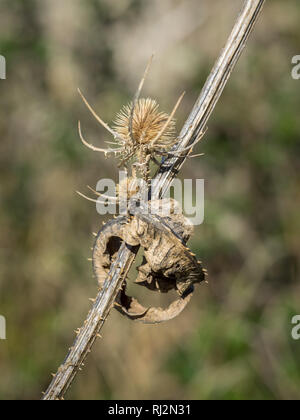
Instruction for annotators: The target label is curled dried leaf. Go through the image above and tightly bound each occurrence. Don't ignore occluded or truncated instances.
[92,199,205,324]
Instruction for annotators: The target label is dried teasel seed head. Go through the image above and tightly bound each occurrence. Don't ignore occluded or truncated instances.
[113,98,176,147]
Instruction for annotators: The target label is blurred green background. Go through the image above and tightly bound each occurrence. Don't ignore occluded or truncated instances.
[0,0,299,400]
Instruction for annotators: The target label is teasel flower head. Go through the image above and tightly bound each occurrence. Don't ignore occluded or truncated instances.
[113,98,176,148]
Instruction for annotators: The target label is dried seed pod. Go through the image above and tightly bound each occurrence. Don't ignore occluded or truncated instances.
[113,99,176,148]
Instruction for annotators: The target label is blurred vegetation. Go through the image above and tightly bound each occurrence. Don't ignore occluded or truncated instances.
[0,0,299,400]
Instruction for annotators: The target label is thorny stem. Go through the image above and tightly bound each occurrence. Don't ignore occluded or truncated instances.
[42,0,266,400]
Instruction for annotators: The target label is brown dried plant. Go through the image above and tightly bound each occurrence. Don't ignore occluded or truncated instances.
[77,56,204,187]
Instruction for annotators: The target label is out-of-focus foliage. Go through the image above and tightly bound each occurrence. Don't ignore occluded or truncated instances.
[0,0,299,400]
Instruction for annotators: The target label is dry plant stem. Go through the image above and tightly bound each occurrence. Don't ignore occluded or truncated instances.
[42,0,266,400]
[154,0,266,197]
[42,243,136,400]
